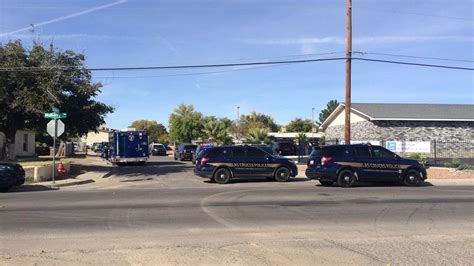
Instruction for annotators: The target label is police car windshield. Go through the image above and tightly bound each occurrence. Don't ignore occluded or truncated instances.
[185,145,197,150]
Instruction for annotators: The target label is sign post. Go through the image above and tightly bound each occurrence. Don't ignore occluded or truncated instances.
[46,113,66,184]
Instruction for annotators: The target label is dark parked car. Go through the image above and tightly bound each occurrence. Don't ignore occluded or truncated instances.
[174,144,197,161]
[194,145,298,184]
[271,141,297,156]
[0,163,26,191]
[305,144,427,187]
[149,143,167,156]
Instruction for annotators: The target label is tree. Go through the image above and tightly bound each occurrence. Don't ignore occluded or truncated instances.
[169,104,204,143]
[246,128,271,144]
[203,119,233,145]
[286,118,313,132]
[0,40,113,158]
[130,120,168,143]
[238,111,280,136]
[319,100,339,124]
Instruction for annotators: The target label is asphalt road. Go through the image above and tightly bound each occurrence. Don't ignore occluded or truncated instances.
[1,156,473,265]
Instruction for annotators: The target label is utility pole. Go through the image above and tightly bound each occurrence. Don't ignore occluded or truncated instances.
[344,0,352,144]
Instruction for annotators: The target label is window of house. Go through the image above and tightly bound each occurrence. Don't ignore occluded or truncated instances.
[23,134,28,152]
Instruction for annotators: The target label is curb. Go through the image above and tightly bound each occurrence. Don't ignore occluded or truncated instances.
[49,178,96,188]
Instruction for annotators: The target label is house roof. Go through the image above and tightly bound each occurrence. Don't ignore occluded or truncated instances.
[321,103,474,128]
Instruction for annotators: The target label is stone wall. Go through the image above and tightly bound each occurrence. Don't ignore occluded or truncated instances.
[324,120,474,159]
[325,120,474,142]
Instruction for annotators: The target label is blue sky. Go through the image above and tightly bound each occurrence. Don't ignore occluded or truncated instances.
[1,0,473,129]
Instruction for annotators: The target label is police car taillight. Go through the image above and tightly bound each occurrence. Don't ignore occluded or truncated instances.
[201,157,209,166]
[321,156,333,166]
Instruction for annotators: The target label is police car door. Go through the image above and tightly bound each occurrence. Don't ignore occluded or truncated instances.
[230,146,247,176]
[353,145,378,180]
[245,146,273,176]
[370,146,401,181]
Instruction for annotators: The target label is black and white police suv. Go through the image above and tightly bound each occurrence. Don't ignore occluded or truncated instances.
[305,144,427,187]
[194,145,298,184]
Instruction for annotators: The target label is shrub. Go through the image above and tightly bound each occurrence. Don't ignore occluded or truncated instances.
[456,164,474,171]
[444,158,461,168]
[408,152,427,164]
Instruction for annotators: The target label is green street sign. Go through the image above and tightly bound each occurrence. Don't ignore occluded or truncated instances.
[44,112,67,119]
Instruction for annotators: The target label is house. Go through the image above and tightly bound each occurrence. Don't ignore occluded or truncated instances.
[320,103,474,158]
[80,126,110,147]
[0,130,36,158]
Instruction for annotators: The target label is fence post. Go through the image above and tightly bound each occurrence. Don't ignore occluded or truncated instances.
[434,140,437,166]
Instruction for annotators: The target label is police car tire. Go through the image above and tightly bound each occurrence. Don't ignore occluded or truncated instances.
[404,169,422,186]
[214,168,231,184]
[337,169,355,187]
[275,167,290,182]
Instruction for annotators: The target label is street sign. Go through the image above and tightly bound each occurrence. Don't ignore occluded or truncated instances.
[44,112,67,119]
[47,119,65,137]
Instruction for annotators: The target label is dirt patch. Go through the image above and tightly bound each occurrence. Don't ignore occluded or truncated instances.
[427,167,474,179]
[297,165,474,179]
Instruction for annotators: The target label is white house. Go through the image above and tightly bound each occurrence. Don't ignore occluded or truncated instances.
[0,130,36,158]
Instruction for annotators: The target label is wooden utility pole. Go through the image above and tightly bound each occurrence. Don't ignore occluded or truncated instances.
[345,0,352,144]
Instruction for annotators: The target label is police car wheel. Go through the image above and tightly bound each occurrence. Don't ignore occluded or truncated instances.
[214,168,231,184]
[404,170,421,186]
[275,167,290,182]
[337,170,355,187]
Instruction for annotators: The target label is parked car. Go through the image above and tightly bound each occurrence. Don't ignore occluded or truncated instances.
[174,144,197,161]
[0,163,25,192]
[149,143,167,156]
[271,141,297,156]
[194,145,298,184]
[305,144,428,187]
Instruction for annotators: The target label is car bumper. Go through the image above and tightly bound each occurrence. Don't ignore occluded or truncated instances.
[193,168,213,178]
[305,168,336,181]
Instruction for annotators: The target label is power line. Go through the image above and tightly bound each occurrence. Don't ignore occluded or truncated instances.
[355,51,474,63]
[0,56,472,73]
[353,58,474,71]
[0,57,348,72]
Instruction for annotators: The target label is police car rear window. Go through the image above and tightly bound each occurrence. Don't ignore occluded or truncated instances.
[354,146,371,157]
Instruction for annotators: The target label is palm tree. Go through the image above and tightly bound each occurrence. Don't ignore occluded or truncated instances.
[246,128,270,144]
[203,120,232,145]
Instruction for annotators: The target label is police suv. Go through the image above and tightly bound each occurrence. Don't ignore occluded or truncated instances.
[194,145,298,184]
[305,144,427,187]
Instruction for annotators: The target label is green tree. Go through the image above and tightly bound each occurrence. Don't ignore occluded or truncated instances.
[0,40,113,158]
[246,128,271,144]
[239,111,280,136]
[286,118,313,132]
[203,119,233,145]
[169,104,204,143]
[319,100,339,124]
[130,120,168,143]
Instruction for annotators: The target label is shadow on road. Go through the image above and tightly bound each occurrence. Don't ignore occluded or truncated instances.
[5,185,59,193]
[204,177,310,185]
[107,161,192,178]
[314,181,434,188]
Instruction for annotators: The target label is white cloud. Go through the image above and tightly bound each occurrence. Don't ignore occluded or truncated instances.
[0,33,141,42]
[0,0,128,37]
[241,35,474,46]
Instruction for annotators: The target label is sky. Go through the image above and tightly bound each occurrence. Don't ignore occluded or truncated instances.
[1,0,473,130]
